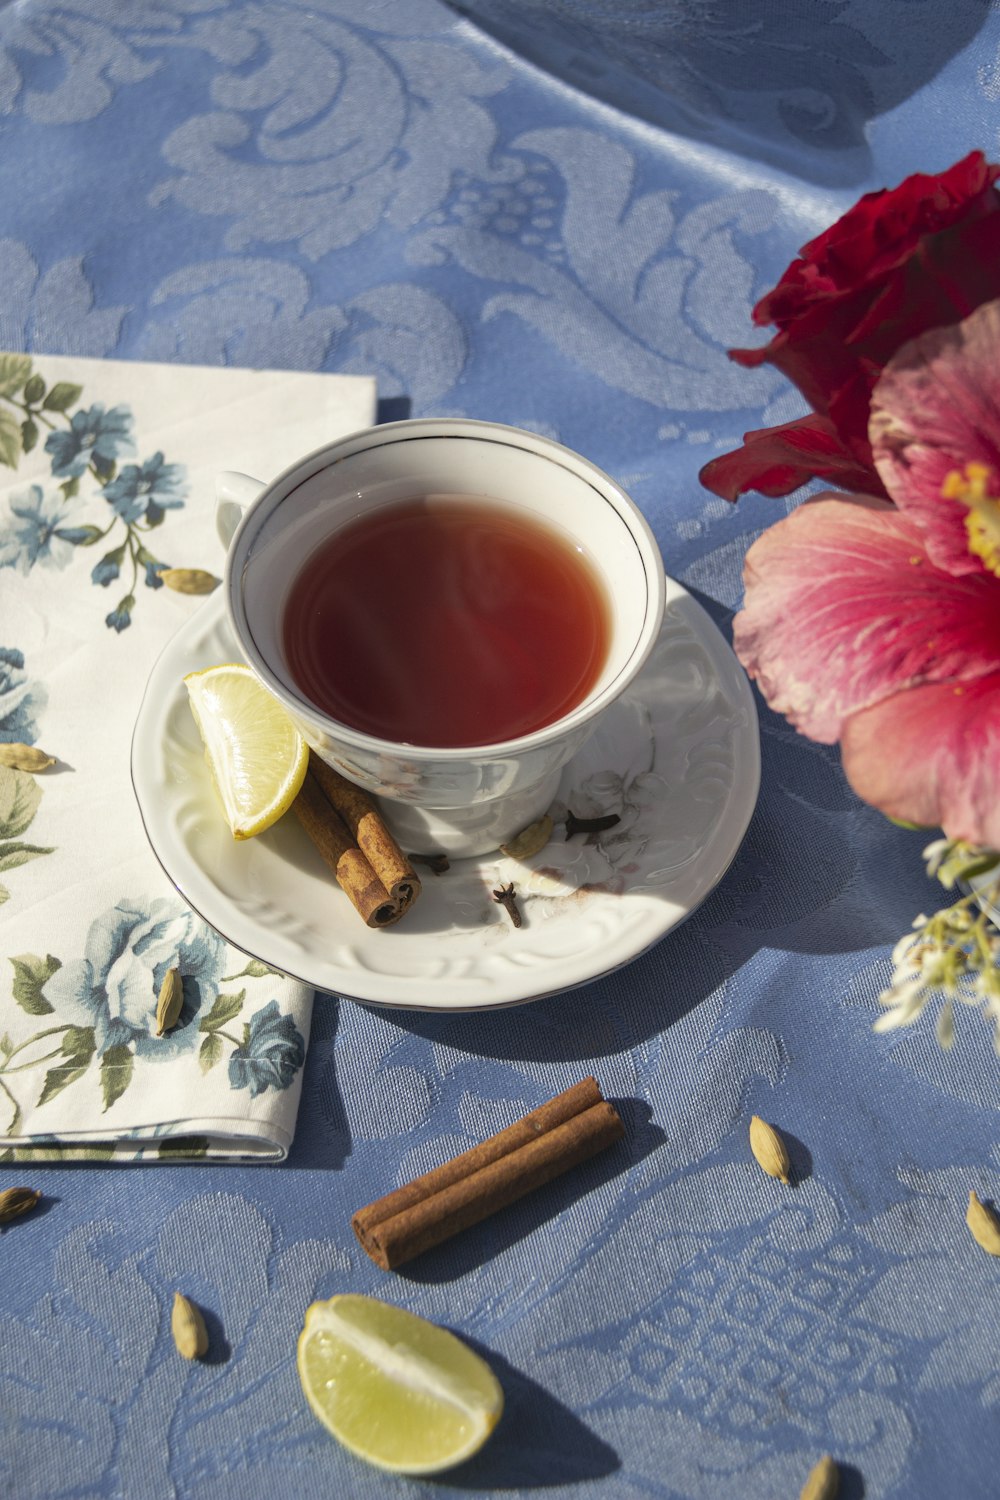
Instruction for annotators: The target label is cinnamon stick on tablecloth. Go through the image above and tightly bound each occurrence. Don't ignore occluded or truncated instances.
[310,755,421,913]
[352,1077,625,1269]
[292,769,405,928]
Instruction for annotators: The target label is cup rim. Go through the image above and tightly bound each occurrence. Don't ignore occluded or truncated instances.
[225,417,666,761]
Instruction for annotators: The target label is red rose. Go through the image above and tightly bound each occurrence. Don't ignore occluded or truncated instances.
[701,151,1000,501]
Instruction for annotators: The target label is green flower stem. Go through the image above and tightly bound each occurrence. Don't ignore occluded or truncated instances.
[0,1048,65,1075]
[0,1075,21,1131]
[215,1029,244,1048]
[903,875,1000,1004]
[881,858,1000,1044]
[4,388,116,492]
[975,918,996,968]
[5,396,58,431]
[0,1025,72,1068]
[125,530,140,594]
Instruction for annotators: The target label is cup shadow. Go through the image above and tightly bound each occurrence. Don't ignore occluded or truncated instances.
[443,0,992,188]
[277,575,936,1106]
[267,579,926,966]
[376,395,412,425]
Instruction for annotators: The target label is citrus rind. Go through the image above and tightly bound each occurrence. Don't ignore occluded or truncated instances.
[184,662,308,839]
[296,1293,503,1475]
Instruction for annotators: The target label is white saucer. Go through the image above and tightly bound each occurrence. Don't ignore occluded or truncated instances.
[131,584,759,1011]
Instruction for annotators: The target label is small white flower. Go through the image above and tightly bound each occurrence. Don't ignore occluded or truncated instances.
[874,976,928,1031]
[922,838,950,875]
[891,931,921,968]
[873,840,1000,1048]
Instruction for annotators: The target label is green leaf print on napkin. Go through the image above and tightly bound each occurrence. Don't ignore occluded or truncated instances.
[0,354,33,399]
[0,766,54,903]
[0,896,308,1136]
[100,1044,134,1112]
[0,763,42,834]
[198,989,247,1074]
[0,355,197,632]
[0,652,56,904]
[9,952,60,1014]
[37,1026,96,1107]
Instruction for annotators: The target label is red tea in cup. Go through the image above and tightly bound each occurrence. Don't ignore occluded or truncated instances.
[281,495,611,748]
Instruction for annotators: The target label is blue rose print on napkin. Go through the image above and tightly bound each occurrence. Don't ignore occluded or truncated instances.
[0,645,46,744]
[43,897,226,1059]
[102,451,185,526]
[0,645,54,913]
[0,359,192,630]
[4,895,306,1128]
[45,402,133,479]
[0,484,88,573]
[228,999,307,1097]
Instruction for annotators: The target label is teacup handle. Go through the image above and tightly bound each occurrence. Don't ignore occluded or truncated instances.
[216,471,265,550]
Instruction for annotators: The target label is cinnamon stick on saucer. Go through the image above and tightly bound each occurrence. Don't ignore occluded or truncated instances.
[293,769,406,928]
[352,1077,624,1270]
[309,756,421,914]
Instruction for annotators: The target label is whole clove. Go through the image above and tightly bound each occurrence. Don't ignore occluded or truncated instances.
[411,852,451,875]
[565,810,621,840]
[492,882,522,928]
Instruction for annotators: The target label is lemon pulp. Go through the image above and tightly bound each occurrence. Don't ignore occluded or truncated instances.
[184,662,308,839]
[297,1294,503,1475]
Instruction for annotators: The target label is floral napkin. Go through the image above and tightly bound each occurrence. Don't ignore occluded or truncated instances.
[0,352,376,1161]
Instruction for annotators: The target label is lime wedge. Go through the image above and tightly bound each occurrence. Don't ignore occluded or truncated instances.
[297,1294,503,1475]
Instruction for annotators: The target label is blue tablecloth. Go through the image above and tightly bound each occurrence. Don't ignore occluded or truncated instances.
[3,3,1000,1496]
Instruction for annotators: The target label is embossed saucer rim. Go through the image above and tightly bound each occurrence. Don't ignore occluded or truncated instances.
[131,584,760,1011]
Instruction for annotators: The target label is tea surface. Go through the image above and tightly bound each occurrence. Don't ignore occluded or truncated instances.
[282,496,610,747]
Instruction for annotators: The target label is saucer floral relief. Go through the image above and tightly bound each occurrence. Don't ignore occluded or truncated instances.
[134,585,759,1009]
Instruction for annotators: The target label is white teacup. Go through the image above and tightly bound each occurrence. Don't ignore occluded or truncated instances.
[218,418,665,858]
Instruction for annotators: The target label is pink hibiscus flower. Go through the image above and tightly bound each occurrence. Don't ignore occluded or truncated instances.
[734,297,1000,849]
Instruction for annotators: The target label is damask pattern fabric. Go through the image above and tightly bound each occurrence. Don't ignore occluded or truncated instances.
[1,2,999,1496]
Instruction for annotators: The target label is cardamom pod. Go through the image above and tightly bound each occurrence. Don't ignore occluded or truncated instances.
[749,1115,791,1184]
[0,743,55,772]
[171,1291,209,1360]
[155,967,184,1036]
[0,1186,41,1224]
[161,568,219,595]
[500,814,554,861]
[800,1454,839,1500]
[966,1190,1000,1256]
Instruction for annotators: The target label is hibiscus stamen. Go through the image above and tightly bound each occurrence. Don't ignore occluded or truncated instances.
[941,461,1000,578]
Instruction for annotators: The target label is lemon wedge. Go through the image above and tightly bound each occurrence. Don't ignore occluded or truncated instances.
[297,1294,503,1475]
[184,662,308,839]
